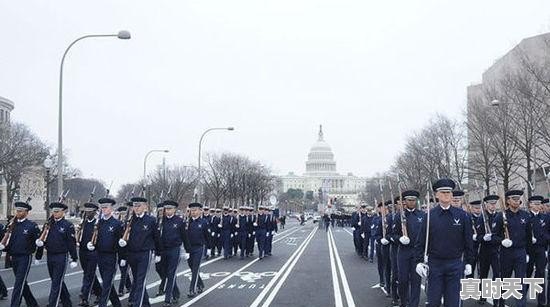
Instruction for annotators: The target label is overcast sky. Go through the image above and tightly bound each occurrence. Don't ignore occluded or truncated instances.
[2,0,550,193]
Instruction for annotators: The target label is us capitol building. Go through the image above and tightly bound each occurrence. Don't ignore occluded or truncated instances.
[279,126,367,209]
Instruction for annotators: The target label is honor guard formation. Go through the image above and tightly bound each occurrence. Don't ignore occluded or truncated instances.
[0,188,280,307]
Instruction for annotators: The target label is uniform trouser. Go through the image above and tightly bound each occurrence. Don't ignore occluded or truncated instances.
[118,264,132,293]
[0,272,6,297]
[127,250,152,307]
[10,254,38,307]
[155,259,166,293]
[246,232,255,255]
[369,236,375,260]
[397,247,421,307]
[382,244,391,292]
[47,253,71,307]
[526,246,546,306]
[362,233,370,257]
[256,229,267,258]
[188,246,204,293]
[79,250,101,301]
[280,222,285,229]
[215,233,222,254]
[353,229,362,254]
[203,231,213,258]
[498,247,527,307]
[221,231,232,258]
[265,231,274,254]
[325,222,330,232]
[97,252,121,307]
[478,247,499,304]
[465,243,479,279]
[375,242,385,285]
[238,231,248,258]
[426,257,463,307]
[390,243,399,300]
[233,232,239,255]
[163,247,181,303]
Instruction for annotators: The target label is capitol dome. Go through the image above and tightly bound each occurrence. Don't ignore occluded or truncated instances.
[305,125,337,175]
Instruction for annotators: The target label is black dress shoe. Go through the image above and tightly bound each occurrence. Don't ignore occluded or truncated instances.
[0,294,7,300]
[187,292,196,298]
[163,303,171,307]
[156,290,165,297]
[197,286,204,294]
[78,299,89,307]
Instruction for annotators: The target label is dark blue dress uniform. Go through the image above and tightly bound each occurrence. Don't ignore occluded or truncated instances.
[212,211,222,256]
[265,210,278,256]
[78,203,102,305]
[93,198,125,307]
[526,196,550,307]
[351,210,362,255]
[117,205,132,296]
[231,210,240,255]
[466,201,482,279]
[386,203,399,302]
[2,202,41,307]
[220,210,236,259]
[119,197,161,307]
[475,195,500,305]
[360,209,373,259]
[42,202,79,307]
[394,190,425,307]
[0,222,8,300]
[414,179,475,307]
[255,208,269,259]
[159,200,185,305]
[183,203,210,297]
[371,212,385,287]
[246,209,256,257]
[236,210,249,259]
[491,190,532,307]
[201,209,213,259]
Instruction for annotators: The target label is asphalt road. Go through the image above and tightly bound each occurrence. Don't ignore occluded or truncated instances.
[0,220,541,306]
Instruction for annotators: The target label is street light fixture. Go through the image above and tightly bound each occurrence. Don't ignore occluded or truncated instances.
[43,156,53,218]
[57,30,131,196]
[196,127,235,202]
[143,149,170,182]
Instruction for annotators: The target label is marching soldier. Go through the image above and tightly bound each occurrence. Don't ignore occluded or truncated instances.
[0,201,41,307]
[219,207,235,259]
[466,200,482,279]
[394,190,425,307]
[236,206,248,259]
[246,207,256,257]
[231,209,239,256]
[526,195,549,307]
[87,197,124,307]
[118,196,161,307]
[36,202,79,307]
[365,206,375,262]
[0,219,9,300]
[255,206,269,259]
[116,205,132,296]
[265,207,278,256]
[183,202,209,298]
[376,202,391,296]
[387,201,399,305]
[77,202,102,306]
[491,190,532,307]
[153,202,167,297]
[451,190,465,209]
[351,206,362,255]
[201,206,213,259]
[475,195,500,305]
[414,178,475,307]
[159,200,187,306]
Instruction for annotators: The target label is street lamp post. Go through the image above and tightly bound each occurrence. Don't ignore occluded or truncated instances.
[196,127,235,202]
[57,30,131,195]
[44,157,53,218]
[143,149,169,197]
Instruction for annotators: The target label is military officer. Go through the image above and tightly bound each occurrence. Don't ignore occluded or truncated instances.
[88,197,124,307]
[451,190,465,209]
[466,200,482,279]
[116,205,132,296]
[77,202,102,306]
[36,202,79,307]
[351,206,362,255]
[265,207,278,256]
[526,195,549,307]
[0,201,41,307]
[414,178,475,307]
[387,201,400,305]
[159,200,187,306]
[246,207,256,257]
[183,202,209,298]
[394,190,425,307]
[236,206,249,259]
[118,197,161,307]
[219,207,235,259]
[201,206,213,259]
[255,206,269,259]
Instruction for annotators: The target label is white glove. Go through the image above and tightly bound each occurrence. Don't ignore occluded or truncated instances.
[464,264,472,276]
[234,232,238,236]
[253,222,258,227]
[361,233,365,239]
[483,234,492,242]
[211,232,215,237]
[381,238,389,245]
[358,222,361,226]
[248,234,251,238]
[266,232,271,237]
[253,231,256,235]
[526,255,530,263]
[472,234,477,241]
[183,253,190,260]
[218,224,222,228]
[118,239,127,247]
[230,234,234,238]
[416,263,428,278]
[532,237,537,244]
[207,249,211,254]
[0,243,5,251]
[86,242,95,251]
[33,259,40,265]
[501,238,513,248]
[35,239,44,247]
[399,236,410,245]
[154,256,162,263]
[120,260,127,267]
[236,224,240,228]
[69,261,78,269]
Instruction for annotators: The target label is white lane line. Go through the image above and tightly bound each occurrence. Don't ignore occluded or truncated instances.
[7,270,83,290]
[328,228,344,307]
[257,228,318,307]
[343,228,354,236]
[329,228,356,307]
[179,226,308,307]
[249,227,318,307]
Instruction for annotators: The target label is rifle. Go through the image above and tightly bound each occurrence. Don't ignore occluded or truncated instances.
[475,179,491,235]
[396,175,408,238]
[39,190,69,243]
[90,183,112,246]
[76,186,96,244]
[378,179,387,238]
[0,197,31,247]
[493,170,510,240]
